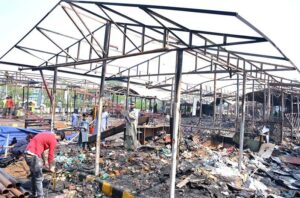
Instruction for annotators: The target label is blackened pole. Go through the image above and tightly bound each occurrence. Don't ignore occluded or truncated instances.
[267,77,271,120]
[51,68,58,132]
[235,74,240,132]
[126,73,130,110]
[213,64,217,127]
[263,84,266,121]
[170,50,183,198]
[238,69,246,171]
[26,83,29,118]
[199,84,202,122]
[252,80,255,125]
[280,83,284,144]
[95,22,111,176]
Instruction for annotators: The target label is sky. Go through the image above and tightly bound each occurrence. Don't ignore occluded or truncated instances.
[0,0,299,96]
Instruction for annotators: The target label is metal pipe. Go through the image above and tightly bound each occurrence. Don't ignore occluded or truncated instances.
[126,75,130,110]
[0,169,20,187]
[238,70,247,171]
[199,84,202,121]
[170,50,183,198]
[263,84,266,121]
[10,188,24,198]
[291,94,294,139]
[19,187,30,197]
[26,83,29,118]
[170,78,174,116]
[236,74,240,132]
[281,85,285,144]
[0,182,9,194]
[51,68,57,132]
[95,22,111,176]
[0,172,13,188]
[252,80,255,124]
[267,78,271,120]
[213,64,217,127]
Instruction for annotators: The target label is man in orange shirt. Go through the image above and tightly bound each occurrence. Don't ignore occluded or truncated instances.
[5,96,13,118]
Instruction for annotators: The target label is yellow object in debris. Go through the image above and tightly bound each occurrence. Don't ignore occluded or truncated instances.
[102,182,112,196]
[123,191,135,198]
[85,175,96,182]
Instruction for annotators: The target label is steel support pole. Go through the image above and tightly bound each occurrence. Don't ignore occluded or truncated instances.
[291,95,294,114]
[291,94,294,138]
[170,50,183,198]
[51,68,58,132]
[26,83,29,118]
[73,90,77,112]
[236,75,240,132]
[95,22,111,176]
[267,79,271,120]
[252,80,255,124]
[126,77,130,110]
[297,97,300,135]
[263,85,266,121]
[170,78,174,115]
[238,71,247,171]
[22,86,25,109]
[213,64,217,127]
[280,88,285,144]
[199,84,202,121]
[66,88,69,121]
[220,89,223,119]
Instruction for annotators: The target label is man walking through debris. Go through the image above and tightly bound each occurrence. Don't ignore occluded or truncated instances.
[79,113,89,151]
[25,132,65,198]
[124,103,139,150]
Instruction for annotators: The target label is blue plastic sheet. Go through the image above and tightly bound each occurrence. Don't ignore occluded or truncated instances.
[0,126,41,154]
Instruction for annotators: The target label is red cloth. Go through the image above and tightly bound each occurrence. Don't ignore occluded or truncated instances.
[26,132,57,165]
[6,99,13,108]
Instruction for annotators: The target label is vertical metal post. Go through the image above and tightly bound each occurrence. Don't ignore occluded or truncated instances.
[280,87,285,144]
[291,95,293,114]
[252,80,255,124]
[51,68,58,132]
[213,64,217,126]
[22,86,25,108]
[199,84,202,121]
[66,88,69,121]
[95,22,111,176]
[73,90,77,112]
[267,78,271,120]
[170,78,174,115]
[126,77,130,110]
[170,50,183,198]
[291,94,294,138]
[297,96,300,135]
[236,75,240,132]
[220,89,223,119]
[26,83,29,118]
[238,70,247,171]
[263,84,266,121]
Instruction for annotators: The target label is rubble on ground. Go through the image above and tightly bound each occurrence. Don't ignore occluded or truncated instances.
[1,117,300,198]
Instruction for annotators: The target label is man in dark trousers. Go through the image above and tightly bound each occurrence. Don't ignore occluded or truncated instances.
[25,132,65,198]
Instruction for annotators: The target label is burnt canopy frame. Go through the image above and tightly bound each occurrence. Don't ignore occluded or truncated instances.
[0,0,297,90]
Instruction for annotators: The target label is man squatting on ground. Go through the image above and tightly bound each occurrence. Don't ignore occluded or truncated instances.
[25,132,65,198]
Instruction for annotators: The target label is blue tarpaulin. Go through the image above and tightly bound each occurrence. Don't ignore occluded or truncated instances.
[0,126,42,154]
